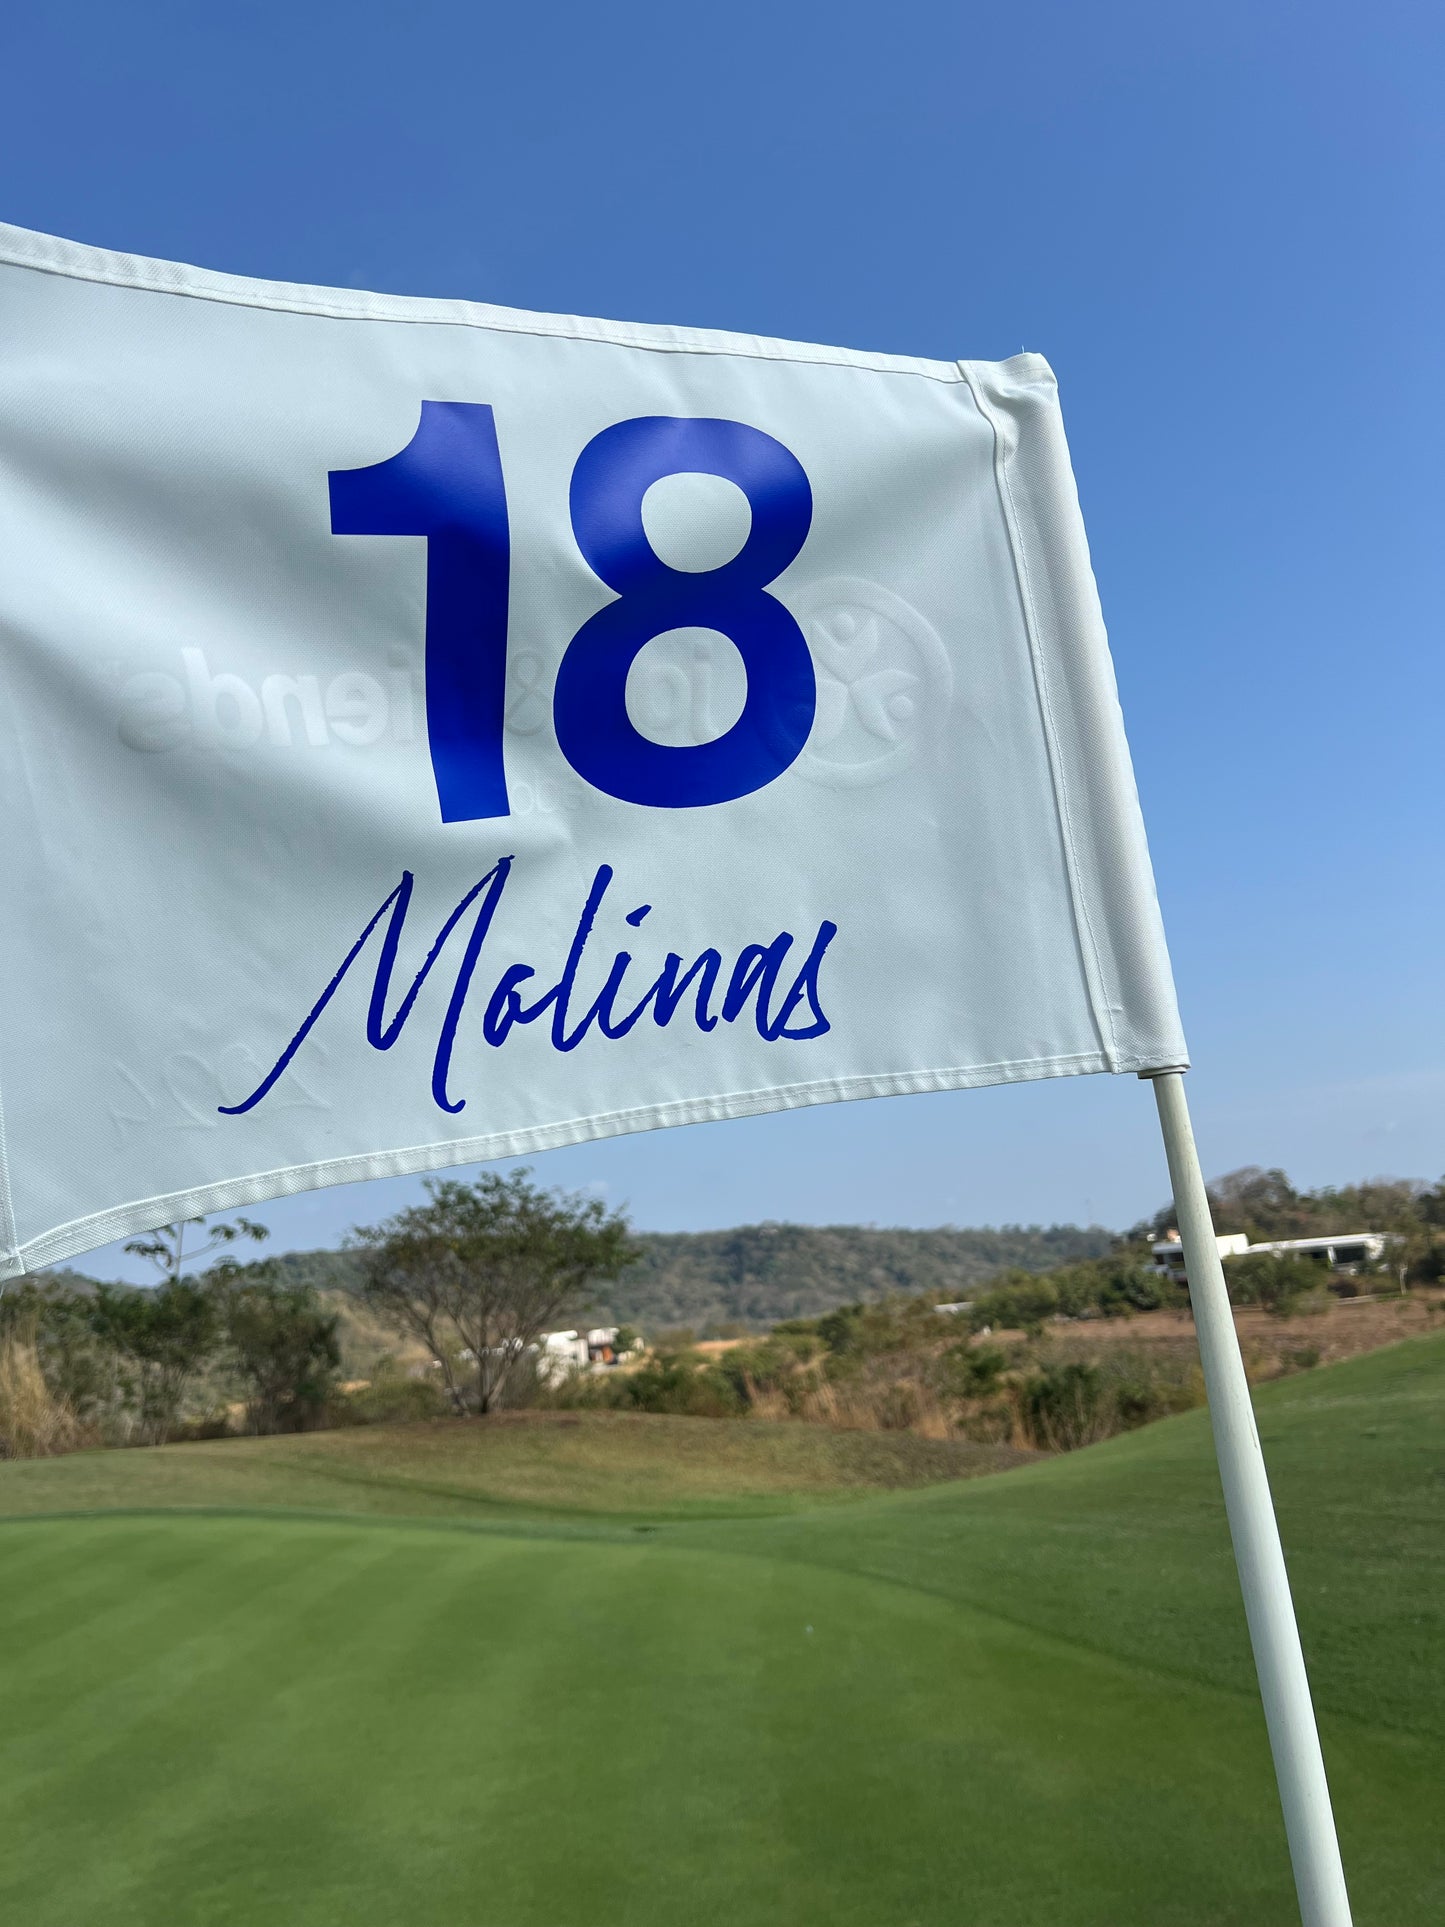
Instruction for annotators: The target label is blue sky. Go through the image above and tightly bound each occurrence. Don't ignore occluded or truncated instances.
[3,0,1439,1272]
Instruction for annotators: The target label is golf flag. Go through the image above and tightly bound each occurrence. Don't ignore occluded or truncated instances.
[0,223,1186,1279]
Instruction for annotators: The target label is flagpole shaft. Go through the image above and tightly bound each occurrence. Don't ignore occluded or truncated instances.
[1146,1070,1351,1926]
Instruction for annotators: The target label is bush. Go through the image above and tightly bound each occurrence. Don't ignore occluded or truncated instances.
[619,1351,743,1418]
[2,1285,135,1441]
[1101,1354,1203,1430]
[715,1337,813,1408]
[1277,1344,1321,1374]
[817,1300,931,1359]
[874,1383,922,1431]
[542,1347,744,1417]
[166,1411,234,1442]
[817,1304,865,1354]
[1092,1260,1172,1316]
[0,1327,82,1458]
[1223,1252,1328,1317]
[331,1376,452,1426]
[955,1398,1017,1445]
[969,1274,1059,1335]
[1018,1350,1204,1450]
[967,1254,1173,1332]
[1020,1362,1108,1451]
[937,1341,1008,1399]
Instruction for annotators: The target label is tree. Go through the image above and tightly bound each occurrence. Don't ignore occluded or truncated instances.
[1136,1166,1432,1246]
[217,1268,341,1434]
[348,1170,638,1415]
[1387,1213,1445,1290]
[124,1213,268,1284]
[88,1279,219,1443]
[1222,1251,1326,1318]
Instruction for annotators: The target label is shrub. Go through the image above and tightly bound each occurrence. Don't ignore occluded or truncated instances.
[715,1337,812,1408]
[874,1383,921,1432]
[937,1340,1008,1399]
[2,1285,135,1441]
[1016,1350,1204,1451]
[1223,1252,1328,1317]
[955,1398,1017,1445]
[545,1347,743,1418]
[1020,1362,1109,1451]
[1092,1260,1172,1316]
[331,1376,452,1426]
[0,1326,82,1458]
[968,1272,1059,1335]
[1101,1354,1203,1430]
[967,1255,1172,1332]
[1278,1344,1322,1374]
[817,1305,865,1354]
[620,1351,743,1418]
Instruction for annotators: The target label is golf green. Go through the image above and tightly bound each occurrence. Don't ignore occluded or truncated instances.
[1,1336,1439,1926]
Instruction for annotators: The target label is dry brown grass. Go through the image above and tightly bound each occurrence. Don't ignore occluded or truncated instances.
[712,1297,1444,1453]
[744,1368,1031,1446]
[1006,1289,1445,1377]
[0,1326,83,1459]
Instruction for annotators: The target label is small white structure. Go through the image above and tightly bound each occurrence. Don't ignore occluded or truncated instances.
[1241,1233,1394,1270]
[1152,1227,1395,1285]
[535,1329,590,1387]
[532,1326,641,1385]
[1152,1229,1248,1282]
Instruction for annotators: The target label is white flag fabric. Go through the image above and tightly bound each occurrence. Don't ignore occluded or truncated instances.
[0,223,1186,1278]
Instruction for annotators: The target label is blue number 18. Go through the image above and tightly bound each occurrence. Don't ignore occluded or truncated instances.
[330,406,815,820]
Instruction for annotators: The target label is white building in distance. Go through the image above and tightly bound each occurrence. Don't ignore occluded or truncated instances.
[1151,1228,1396,1285]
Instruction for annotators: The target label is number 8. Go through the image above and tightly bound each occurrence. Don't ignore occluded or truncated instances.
[553,417,816,808]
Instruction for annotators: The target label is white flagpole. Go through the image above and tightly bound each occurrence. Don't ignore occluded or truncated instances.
[1145,1069,1352,1927]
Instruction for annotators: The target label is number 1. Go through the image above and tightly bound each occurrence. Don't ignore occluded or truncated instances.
[330,401,512,822]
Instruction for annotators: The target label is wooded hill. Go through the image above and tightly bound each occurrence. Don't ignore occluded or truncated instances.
[262,1221,1115,1336]
[36,1163,1443,1340]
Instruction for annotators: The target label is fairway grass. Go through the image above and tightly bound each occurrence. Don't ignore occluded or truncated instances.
[0,1409,1033,1522]
[0,1336,1439,1926]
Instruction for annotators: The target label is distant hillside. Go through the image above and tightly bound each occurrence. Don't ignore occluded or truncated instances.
[583,1222,1111,1333]
[266,1221,1113,1335]
[18,1266,123,1298]
[40,1222,1113,1344]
